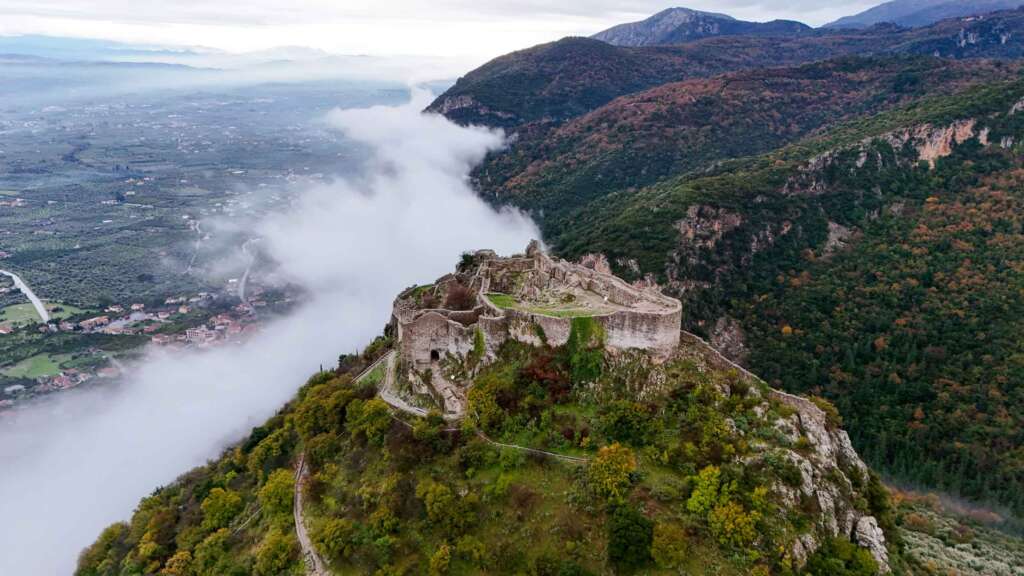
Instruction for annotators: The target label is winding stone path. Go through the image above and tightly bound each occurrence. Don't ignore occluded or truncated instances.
[294,454,329,576]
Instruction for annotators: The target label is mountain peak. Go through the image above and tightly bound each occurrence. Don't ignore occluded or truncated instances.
[825,0,1024,29]
[592,6,811,47]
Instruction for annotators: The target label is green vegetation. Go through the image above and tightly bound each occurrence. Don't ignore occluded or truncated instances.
[0,301,88,328]
[79,334,899,576]
[485,293,517,309]
[467,62,1024,514]
[357,362,387,388]
[1,353,70,379]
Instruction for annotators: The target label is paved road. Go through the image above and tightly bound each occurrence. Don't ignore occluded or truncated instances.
[238,238,259,304]
[294,454,329,576]
[0,269,50,323]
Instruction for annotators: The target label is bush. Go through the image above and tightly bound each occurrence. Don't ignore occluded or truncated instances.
[802,538,878,576]
[347,398,393,445]
[565,317,605,384]
[429,543,452,576]
[651,522,688,569]
[599,400,656,446]
[607,506,653,571]
[416,479,476,536]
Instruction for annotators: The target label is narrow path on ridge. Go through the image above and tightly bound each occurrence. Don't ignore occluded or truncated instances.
[294,454,329,576]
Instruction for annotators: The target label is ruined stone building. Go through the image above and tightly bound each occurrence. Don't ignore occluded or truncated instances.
[391,241,682,376]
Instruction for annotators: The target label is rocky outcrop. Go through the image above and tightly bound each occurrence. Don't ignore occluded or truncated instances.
[822,221,854,257]
[768,390,891,572]
[710,316,749,364]
[678,332,892,571]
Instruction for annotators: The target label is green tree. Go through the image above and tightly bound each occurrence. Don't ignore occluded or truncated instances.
[200,488,242,531]
[607,506,653,571]
[416,479,476,536]
[347,398,393,445]
[589,443,637,503]
[312,518,357,560]
[254,528,298,576]
[258,469,294,520]
[429,543,452,576]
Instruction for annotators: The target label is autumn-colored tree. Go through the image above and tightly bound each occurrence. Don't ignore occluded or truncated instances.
[589,443,636,503]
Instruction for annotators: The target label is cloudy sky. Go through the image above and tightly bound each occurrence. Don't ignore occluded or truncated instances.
[0,1,883,61]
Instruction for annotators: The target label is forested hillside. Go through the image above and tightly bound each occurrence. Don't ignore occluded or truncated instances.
[470,57,1019,230]
[431,18,1024,519]
[429,8,1024,130]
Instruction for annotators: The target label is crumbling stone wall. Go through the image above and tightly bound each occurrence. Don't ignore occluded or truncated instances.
[393,241,683,372]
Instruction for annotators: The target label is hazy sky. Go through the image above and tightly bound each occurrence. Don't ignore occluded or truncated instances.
[0,1,883,62]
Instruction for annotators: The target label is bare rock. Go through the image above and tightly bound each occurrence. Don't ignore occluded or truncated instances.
[710,316,749,364]
[855,516,891,573]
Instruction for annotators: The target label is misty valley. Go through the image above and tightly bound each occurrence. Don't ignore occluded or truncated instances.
[3,2,1024,576]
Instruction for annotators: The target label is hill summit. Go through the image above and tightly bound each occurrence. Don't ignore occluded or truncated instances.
[592,7,812,47]
[78,243,898,575]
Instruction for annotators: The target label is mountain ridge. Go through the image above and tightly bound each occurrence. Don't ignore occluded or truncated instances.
[592,7,813,47]
[826,0,1024,29]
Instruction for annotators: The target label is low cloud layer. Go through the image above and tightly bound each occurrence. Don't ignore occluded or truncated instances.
[0,1,883,61]
[0,89,538,575]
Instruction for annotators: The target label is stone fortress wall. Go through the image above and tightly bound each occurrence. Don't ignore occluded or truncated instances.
[392,241,682,373]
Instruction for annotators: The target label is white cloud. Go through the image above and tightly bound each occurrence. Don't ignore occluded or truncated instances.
[0,1,885,63]
[0,88,538,575]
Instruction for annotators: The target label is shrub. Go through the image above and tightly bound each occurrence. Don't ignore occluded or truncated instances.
[429,543,452,576]
[707,500,759,548]
[599,400,656,446]
[651,522,688,569]
[416,479,476,536]
[803,538,878,576]
[347,398,392,445]
[607,506,653,571]
[565,317,605,384]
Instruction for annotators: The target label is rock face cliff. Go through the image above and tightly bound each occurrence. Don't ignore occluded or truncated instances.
[679,333,892,571]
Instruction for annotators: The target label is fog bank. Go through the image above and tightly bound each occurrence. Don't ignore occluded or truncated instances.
[0,89,538,574]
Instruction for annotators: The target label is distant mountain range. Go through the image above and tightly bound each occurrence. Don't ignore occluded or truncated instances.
[826,0,1024,29]
[434,8,1024,128]
[592,7,812,47]
[592,2,1024,47]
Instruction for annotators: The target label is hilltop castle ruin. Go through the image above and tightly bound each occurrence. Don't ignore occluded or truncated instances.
[388,242,681,413]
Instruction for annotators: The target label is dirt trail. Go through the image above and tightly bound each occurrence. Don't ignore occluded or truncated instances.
[294,454,329,576]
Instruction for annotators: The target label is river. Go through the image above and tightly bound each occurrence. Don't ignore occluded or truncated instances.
[0,269,50,323]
